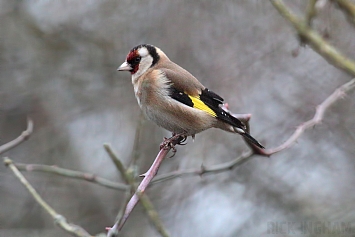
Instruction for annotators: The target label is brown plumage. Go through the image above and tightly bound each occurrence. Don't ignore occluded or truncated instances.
[118,44,264,149]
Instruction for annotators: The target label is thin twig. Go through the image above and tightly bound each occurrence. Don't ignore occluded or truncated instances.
[113,190,131,223]
[264,78,355,155]
[332,0,355,26]
[14,162,128,191]
[4,157,92,237]
[103,143,133,226]
[151,150,253,184]
[305,0,319,26]
[106,114,169,237]
[129,111,144,168]
[270,0,355,76]
[0,118,33,155]
[104,144,170,237]
[104,144,128,181]
[116,136,183,232]
[111,114,144,225]
[114,113,144,222]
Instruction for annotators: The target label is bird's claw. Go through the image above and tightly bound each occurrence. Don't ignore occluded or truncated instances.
[159,133,188,158]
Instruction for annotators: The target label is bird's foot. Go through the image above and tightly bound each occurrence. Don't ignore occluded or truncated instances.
[160,133,188,158]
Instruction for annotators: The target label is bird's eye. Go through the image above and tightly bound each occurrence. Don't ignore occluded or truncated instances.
[135,57,141,63]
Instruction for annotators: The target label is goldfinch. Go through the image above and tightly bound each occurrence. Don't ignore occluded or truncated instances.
[118,44,264,149]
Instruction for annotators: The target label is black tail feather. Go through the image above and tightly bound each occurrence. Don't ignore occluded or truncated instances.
[241,132,264,149]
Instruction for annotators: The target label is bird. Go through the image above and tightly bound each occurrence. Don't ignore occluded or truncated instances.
[117,44,264,149]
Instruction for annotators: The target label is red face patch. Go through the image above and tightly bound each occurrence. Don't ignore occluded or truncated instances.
[126,50,140,74]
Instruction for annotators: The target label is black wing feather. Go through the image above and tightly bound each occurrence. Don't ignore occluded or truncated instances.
[169,87,263,148]
[169,87,193,107]
[200,88,245,129]
[169,87,245,130]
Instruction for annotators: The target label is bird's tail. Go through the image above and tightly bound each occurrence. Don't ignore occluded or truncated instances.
[233,127,264,149]
[241,132,264,149]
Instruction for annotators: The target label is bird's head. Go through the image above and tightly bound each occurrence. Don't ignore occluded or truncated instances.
[118,44,162,77]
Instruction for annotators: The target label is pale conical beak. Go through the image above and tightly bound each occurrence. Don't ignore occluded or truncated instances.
[117,61,132,71]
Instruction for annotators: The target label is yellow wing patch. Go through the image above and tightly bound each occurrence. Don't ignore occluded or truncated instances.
[188,95,217,117]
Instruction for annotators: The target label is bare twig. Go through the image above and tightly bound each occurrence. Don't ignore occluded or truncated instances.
[0,118,33,155]
[110,115,144,225]
[129,111,144,168]
[151,150,253,184]
[270,0,355,76]
[115,136,183,233]
[113,189,130,223]
[332,0,355,26]
[104,144,128,181]
[305,0,319,26]
[104,144,170,237]
[14,162,128,191]
[103,144,133,234]
[264,78,355,155]
[4,157,92,237]
[106,113,170,237]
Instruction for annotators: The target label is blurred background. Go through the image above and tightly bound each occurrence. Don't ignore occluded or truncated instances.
[1,0,355,236]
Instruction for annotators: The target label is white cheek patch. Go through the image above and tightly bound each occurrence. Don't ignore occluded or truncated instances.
[132,54,153,82]
[138,47,149,57]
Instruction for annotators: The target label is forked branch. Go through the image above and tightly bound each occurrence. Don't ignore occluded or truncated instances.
[4,158,92,237]
[264,78,355,155]
[0,118,33,155]
[332,0,355,26]
[14,162,128,191]
[270,0,355,76]
[104,144,170,237]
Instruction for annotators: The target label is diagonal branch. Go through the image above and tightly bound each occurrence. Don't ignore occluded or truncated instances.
[115,136,184,232]
[332,0,355,26]
[106,136,184,234]
[151,150,253,184]
[0,117,33,155]
[264,78,355,155]
[305,0,319,26]
[128,111,145,168]
[106,113,186,236]
[14,162,128,191]
[104,144,170,237]
[4,157,92,237]
[270,0,355,77]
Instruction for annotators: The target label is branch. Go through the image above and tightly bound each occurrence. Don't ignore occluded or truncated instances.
[332,0,355,26]
[14,162,128,191]
[104,144,170,237]
[270,0,355,77]
[3,157,92,237]
[305,0,319,26]
[111,113,144,223]
[151,150,253,184]
[0,117,33,155]
[128,111,144,168]
[104,144,129,181]
[264,78,355,155]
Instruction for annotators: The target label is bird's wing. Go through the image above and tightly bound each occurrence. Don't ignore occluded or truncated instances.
[161,68,245,129]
